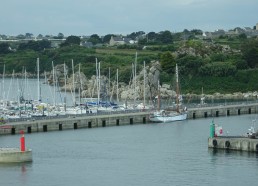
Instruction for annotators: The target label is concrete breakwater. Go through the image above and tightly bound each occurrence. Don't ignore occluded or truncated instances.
[0,148,33,163]
[1,101,258,135]
[208,137,258,152]
[187,102,258,119]
[0,111,149,135]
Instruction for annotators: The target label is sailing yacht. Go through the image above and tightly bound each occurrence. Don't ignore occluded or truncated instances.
[149,64,187,122]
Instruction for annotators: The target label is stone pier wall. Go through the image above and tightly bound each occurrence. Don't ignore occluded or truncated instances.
[208,137,258,152]
[2,102,258,135]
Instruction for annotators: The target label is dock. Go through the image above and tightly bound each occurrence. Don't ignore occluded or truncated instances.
[1,101,258,135]
[208,137,258,152]
[0,111,149,135]
[187,101,258,119]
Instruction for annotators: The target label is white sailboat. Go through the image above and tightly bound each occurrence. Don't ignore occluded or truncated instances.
[149,64,187,122]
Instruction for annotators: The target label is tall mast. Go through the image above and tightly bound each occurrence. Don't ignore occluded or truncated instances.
[79,63,82,113]
[44,71,47,101]
[37,58,40,102]
[95,58,98,104]
[72,59,76,106]
[108,67,110,98]
[98,61,101,105]
[134,52,137,107]
[79,63,80,104]
[64,62,67,112]
[157,80,160,111]
[143,61,146,109]
[116,68,119,103]
[2,63,5,101]
[176,64,179,112]
[95,58,100,106]
[7,70,15,101]
[52,61,56,106]
[24,68,28,112]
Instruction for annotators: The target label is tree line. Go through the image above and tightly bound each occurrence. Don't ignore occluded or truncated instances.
[0,29,258,94]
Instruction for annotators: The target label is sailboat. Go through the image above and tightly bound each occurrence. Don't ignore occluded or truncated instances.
[149,64,187,122]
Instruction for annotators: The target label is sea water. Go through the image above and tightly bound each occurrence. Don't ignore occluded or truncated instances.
[1,114,258,186]
[0,78,76,106]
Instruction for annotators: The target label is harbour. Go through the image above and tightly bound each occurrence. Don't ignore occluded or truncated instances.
[1,100,258,135]
[1,114,258,186]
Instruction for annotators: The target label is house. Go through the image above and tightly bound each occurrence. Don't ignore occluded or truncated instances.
[109,36,134,46]
[202,30,226,39]
[81,41,93,48]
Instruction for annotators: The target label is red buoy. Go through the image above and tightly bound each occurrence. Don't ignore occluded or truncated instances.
[20,130,25,152]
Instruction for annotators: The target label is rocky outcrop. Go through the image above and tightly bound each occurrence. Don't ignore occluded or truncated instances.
[184,91,258,101]
[119,60,175,100]
[51,62,258,102]
[54,60,175,101]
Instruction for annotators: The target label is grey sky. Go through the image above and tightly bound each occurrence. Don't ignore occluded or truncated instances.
[1,0,257,36]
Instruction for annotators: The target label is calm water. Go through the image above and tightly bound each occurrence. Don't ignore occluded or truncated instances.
[0,78,76,106]
[1,115,258,186]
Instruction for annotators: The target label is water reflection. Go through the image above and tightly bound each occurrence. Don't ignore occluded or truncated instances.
[0,162,32,186]
[208,148,258,158]
[0,161,32,169]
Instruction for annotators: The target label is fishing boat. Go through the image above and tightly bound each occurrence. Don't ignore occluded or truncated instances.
[149,64,187,122]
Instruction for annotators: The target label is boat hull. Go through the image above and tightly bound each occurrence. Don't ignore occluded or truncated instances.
[149,112,187,123]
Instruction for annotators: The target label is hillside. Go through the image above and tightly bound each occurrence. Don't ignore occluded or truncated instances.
[0,33,258,95]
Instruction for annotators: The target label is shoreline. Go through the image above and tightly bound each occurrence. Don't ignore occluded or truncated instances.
[1,74,258,100]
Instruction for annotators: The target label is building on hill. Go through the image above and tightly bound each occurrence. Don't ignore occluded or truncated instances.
[81,41,93,48]
[109,36,134,46]
[256,23,258,30]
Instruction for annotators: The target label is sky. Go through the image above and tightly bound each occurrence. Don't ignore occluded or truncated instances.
[0,0,257,36]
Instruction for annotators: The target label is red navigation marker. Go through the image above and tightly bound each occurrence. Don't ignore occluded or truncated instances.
[20,130,25,152]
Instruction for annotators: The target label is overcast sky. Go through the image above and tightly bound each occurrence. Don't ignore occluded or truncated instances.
[1,0,257,36]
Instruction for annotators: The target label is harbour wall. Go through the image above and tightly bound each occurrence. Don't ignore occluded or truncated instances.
[0,112,149,135]
[187,102,258,119]
[208,137,258,152]
[0,148,33,163]
[1,102,258,135]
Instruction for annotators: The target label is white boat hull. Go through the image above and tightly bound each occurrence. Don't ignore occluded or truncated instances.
[149,112,187,123]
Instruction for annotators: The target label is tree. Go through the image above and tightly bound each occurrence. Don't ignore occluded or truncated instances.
[60,35,81,47]
[190,29,203,35]
[160,52,176,73]
[39,40,51,50]
[138,38,147,45]
[241,39,258,68]
[25,33,33,38]
[176,55,204,75]
[88,34,102,45]
[210,53,227,62]
[16,34,25,39]
[103,34,114,43]
[147,32,157,41]
[157,30,173,44]
[0,43,11,54]
[238,33,247,40]
[57,33,64,39]
[54,33,64,39]
[127,31,145,40]
[235,59,248,69]
[183,29,190,34]
[37,34,43,39]
[18,40,51,51]
[199,62,237,76]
